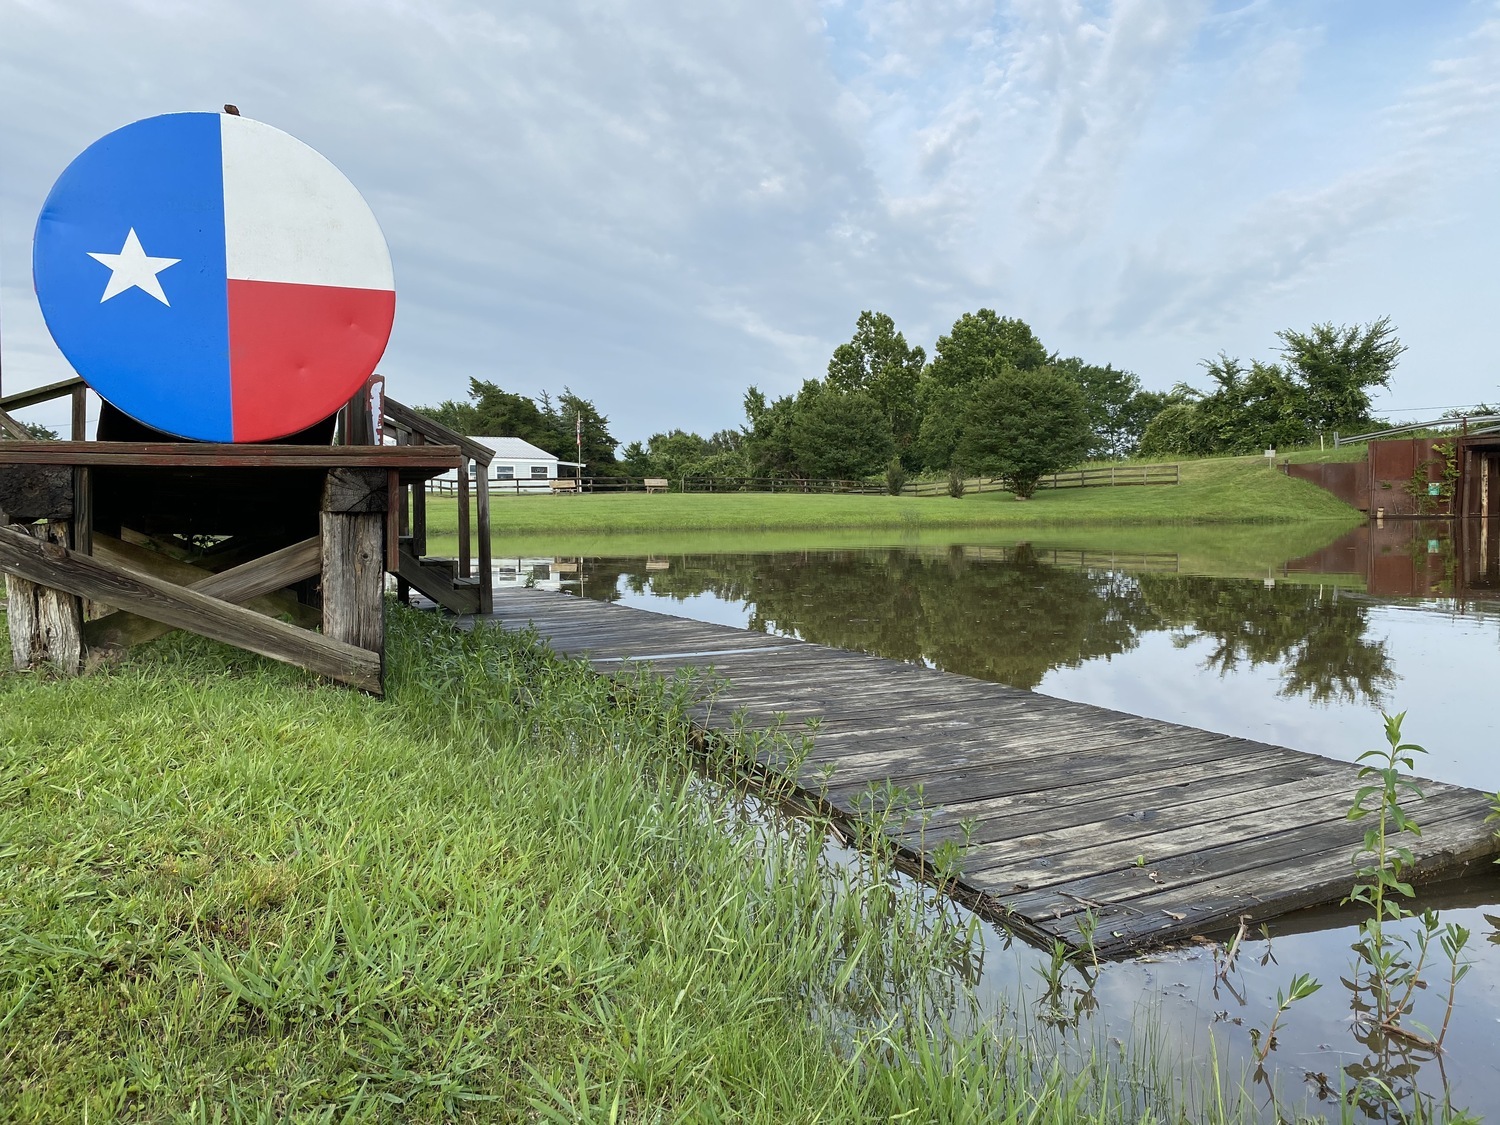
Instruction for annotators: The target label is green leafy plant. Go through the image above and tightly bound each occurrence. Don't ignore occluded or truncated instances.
[1345,712,1471,1051]
[1249,973,1320,1062]
[884,455,908,496]
[946,460,966,498]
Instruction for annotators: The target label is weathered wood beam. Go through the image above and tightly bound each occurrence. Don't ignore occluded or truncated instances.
[0,376,86,413]
[0,406,32,442]
[3,520,82,673]
[84,535,322,649]
[322,467,387,514]
[0,441,459,475]
[321,512,385,674]
[0,465,73,521]
[0,523,380,692]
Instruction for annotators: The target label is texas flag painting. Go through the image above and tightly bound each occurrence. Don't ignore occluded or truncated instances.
[33,112,396,442]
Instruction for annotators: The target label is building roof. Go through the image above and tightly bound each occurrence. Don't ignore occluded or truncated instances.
[470,436,560,461]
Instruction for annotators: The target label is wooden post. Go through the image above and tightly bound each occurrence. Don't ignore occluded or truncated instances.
[457,458,470,580]
[320,469,388,690]
[70,384,87,441]
[476,468,492,615]
[4,520,83,673]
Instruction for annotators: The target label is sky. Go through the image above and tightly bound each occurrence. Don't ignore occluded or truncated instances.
[2,0,1498,445]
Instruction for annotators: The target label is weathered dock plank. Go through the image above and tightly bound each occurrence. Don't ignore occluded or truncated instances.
[468,588,1499,957]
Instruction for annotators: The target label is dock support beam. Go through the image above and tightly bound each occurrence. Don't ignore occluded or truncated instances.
[321,469,387,688]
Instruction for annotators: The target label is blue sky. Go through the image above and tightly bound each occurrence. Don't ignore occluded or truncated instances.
[2,0,1497,443]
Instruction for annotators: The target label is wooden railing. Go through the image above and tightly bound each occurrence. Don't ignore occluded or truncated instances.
[0,376,89,442]
[335,384,492,616]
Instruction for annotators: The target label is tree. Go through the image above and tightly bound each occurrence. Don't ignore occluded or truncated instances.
[956,368,1092,498]
[1277,316,1405,433]
[544,389,620,475]
[418,378,553,448]
[788,382,894,481]
[1138,402,1209,458]
[826,311,925,466]
[743,385,800,478]
[1053,357,1168,459]
[926,309,1048,391]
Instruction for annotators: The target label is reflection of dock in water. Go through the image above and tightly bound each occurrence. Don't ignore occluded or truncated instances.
[471,589,1499,958]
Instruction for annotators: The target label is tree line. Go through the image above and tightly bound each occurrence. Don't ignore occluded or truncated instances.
[417,310,1405,493]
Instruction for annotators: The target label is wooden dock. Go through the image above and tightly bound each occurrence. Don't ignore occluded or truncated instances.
[471,589,1500,957]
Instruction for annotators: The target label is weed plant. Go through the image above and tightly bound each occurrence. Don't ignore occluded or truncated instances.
[1,606,1268,1122]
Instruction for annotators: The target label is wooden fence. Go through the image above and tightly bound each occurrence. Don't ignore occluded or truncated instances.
[424,463,1181,496]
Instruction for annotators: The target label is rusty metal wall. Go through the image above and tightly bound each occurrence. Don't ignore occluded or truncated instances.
[1285,460,1370,510]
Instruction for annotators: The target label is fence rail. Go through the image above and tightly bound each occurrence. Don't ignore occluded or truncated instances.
[425,463,1181,496]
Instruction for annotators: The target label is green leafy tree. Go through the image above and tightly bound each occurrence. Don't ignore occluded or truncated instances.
[418,378,553,448]
[541,389,619,476]
[789,382,894,481]
[1138,401,1210,458]
[743,385,801,478]
[1053,357,1168,459]
[826,311,926,466]
[1277,316,1406,433]
[956,368,1092,498]
[926,309,1048,391]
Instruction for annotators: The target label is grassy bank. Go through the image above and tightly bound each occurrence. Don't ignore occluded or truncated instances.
[0,607,1256,1122]
[430,456,1359,540]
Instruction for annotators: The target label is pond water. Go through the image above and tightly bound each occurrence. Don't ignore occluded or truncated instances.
[495,519,1500,1119]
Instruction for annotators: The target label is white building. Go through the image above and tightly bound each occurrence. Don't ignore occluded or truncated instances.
[434,436,584,493]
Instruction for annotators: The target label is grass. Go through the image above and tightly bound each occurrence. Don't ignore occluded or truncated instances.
[0,606,1266,1122]
[429,456,1360,541]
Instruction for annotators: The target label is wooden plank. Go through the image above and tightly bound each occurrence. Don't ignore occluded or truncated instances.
[0,523,380,692]
[321,512,385,660]
[382,399,496,464]
[0,376,86,413]
[0,441,460,473]
[2,520,82,673]
[477,467,492,615]
[322,467,388,514]
[467,589,1500,955]
[0,407,32,442]
[84,535,321,649]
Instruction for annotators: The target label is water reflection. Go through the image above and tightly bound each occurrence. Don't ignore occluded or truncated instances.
[489,519,1500,1120]
[570,541,1399,706]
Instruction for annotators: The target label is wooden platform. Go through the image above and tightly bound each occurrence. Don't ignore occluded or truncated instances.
[472,589,1500,957]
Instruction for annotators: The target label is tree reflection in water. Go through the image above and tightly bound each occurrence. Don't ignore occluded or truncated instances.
[575,544,1396,706]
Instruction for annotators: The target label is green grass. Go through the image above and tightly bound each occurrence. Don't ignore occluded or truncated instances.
[431,456,1360,541]
[0,607,1267,1122]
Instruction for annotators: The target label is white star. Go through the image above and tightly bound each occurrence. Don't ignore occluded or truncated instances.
[87,228,180,305]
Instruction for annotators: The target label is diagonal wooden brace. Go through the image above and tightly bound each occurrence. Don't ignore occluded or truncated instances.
[84,535,322,649]
[0,523,381,693]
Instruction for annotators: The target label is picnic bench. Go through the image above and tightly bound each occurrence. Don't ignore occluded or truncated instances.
[643,478,668,494]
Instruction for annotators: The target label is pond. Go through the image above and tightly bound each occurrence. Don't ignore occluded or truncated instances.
[490,518,1500,1119]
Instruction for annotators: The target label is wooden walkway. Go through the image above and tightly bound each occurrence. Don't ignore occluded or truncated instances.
[469,589,1500,957]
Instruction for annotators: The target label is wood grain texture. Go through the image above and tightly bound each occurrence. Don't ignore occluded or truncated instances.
[0,442,460,477]
[321,512,385,671]
[0,465,73,521]
[469,588,1500,958]
[322,468,388,515]
[3,521,81,673]
[0,522,379,692]
[84,535,321,649]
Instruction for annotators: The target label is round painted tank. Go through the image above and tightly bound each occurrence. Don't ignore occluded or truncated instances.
[32,111,396,442]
